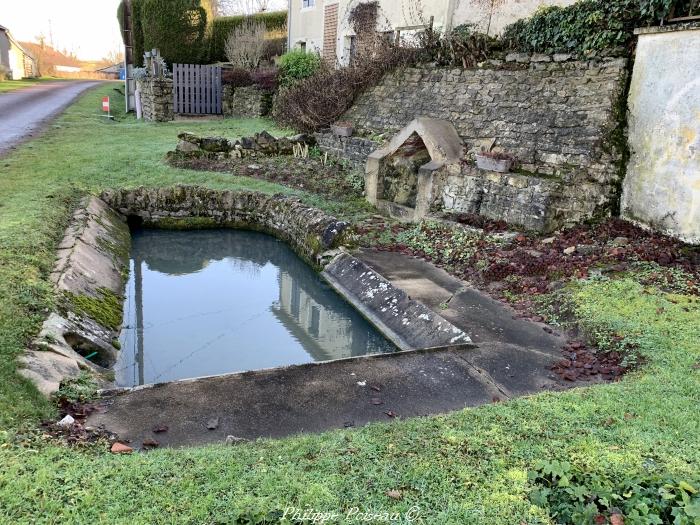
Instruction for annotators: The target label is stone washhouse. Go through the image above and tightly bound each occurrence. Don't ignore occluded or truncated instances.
[315,53,631,232]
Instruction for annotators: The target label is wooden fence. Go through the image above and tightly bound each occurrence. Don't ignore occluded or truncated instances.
[173,63,222,115]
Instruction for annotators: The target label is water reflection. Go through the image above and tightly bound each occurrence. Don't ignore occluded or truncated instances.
[115,229,395,386]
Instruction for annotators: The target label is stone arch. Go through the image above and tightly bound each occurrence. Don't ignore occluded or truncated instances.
[365,118,463,220]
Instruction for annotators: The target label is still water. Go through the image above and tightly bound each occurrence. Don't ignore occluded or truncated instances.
[115,229,395,386]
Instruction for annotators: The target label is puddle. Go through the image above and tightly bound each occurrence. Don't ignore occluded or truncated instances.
[114,229,396,386]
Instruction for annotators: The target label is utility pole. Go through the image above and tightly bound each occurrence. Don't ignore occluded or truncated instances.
[48,19,54,49]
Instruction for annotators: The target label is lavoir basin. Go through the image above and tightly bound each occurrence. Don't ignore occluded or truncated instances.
[114,229,396,387]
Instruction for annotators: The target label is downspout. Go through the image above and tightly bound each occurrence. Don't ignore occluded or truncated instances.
[287,0,293,52]
[445,0,457,33]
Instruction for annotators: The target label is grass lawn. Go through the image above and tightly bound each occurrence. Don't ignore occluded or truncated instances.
[0,83,698,524]
[0,77,71,93]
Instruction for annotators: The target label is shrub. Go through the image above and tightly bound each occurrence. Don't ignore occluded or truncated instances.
[0,65,9,81]
[419,23,496,67]
[208,11,287,63]
[501,0,674,55]
[251,67,278,92]
[273,47,412,132]
[529,460,700,525]
[262,37,287,61]
[277,50,321,87]
[273,1,413,132]
[221,68,253,87]
[224,18,266,69]
[141,0,208,66]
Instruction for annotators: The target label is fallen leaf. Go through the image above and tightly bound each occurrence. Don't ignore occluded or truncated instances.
[384,411,397,418]
[152,425,168,434]
[111,442,133,454]
[611,513,624,525]
[386,489,402,500]
[142,438,160,449]
[370,398,384,405]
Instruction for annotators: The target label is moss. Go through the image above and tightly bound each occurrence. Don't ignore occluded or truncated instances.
[64,288,123,332]
[148,216,220,230]
[602,64,633,216]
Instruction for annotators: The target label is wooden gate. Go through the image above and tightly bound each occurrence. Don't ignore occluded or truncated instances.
[173,64,222,115]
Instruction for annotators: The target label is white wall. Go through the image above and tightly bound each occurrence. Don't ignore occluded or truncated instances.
[289,0,581,65]
[452,0,578,36]
[621,25,700,244]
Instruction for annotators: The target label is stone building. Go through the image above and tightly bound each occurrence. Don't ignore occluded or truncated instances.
[0,24,38,79]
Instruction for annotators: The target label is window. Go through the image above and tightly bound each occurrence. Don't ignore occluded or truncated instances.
[302,0,315,8]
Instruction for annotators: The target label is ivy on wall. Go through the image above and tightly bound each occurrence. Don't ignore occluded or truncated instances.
[501,0,675,55]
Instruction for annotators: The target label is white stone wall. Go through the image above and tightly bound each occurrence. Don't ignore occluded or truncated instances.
[621,24,700,244]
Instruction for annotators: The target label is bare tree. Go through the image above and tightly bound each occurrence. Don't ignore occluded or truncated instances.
[469,0,508,36]
[103,48,126,65]
[224,18,266,68]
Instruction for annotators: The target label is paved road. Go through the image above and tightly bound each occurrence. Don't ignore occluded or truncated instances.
[0,81,101,156]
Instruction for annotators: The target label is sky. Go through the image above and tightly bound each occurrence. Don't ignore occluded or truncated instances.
[1,0,123,61]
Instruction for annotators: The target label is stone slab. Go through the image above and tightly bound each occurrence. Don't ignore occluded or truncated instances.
[321,253,472,351]
[88,346,501,448]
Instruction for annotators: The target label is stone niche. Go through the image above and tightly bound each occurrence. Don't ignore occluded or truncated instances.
[365,118,463,220]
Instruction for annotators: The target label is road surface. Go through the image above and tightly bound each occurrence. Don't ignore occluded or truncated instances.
[0,81,101,156]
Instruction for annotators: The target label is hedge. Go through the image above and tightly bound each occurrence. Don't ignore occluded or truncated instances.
[141,0,208,66]
[502,0,674,55]
[208,11,287,63]
[132,0,146,65]
[117,0,145,65]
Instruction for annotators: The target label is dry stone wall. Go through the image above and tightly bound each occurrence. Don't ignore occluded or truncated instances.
[137,78,174,122]
[101,186,348,266]
[315,132,380,170]
[222,85,272,118]
[342,55,630,231]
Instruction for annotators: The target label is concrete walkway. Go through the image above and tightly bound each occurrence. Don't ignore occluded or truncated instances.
[0,81,101,156]
[88,250,567,448]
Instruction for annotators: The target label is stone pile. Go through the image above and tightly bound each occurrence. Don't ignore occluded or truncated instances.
[173,131,316,158]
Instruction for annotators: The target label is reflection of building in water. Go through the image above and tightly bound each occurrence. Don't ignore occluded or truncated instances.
[274,271,387,361]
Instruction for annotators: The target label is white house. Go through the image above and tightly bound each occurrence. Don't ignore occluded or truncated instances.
[287,0,577,65]
[0,24,38,79]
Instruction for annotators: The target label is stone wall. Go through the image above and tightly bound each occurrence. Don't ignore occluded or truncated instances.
[20,198,131,395]
[344,55,630,227]
[621,24,700,244]
[223,85,272,118]
[171,131,315,158]
[137,77,174,122]
[315,131,379,170]
[101,186,348,267]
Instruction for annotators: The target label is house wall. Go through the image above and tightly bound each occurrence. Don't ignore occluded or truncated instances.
[289,0,579,64]
[0,28,37,79]
[621,24,700,244]
[0,31,10,75]
[452,0,578,36]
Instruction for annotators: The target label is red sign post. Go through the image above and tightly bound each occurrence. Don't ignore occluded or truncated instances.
[101,96,111,119]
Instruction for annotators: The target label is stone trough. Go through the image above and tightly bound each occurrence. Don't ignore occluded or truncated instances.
[22,186,472,397]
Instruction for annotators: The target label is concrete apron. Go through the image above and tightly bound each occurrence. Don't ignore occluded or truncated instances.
[88,250,567,449]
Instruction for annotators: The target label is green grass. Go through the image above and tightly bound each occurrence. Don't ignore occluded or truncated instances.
[0,77,71,93]
[0,84,698,523]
